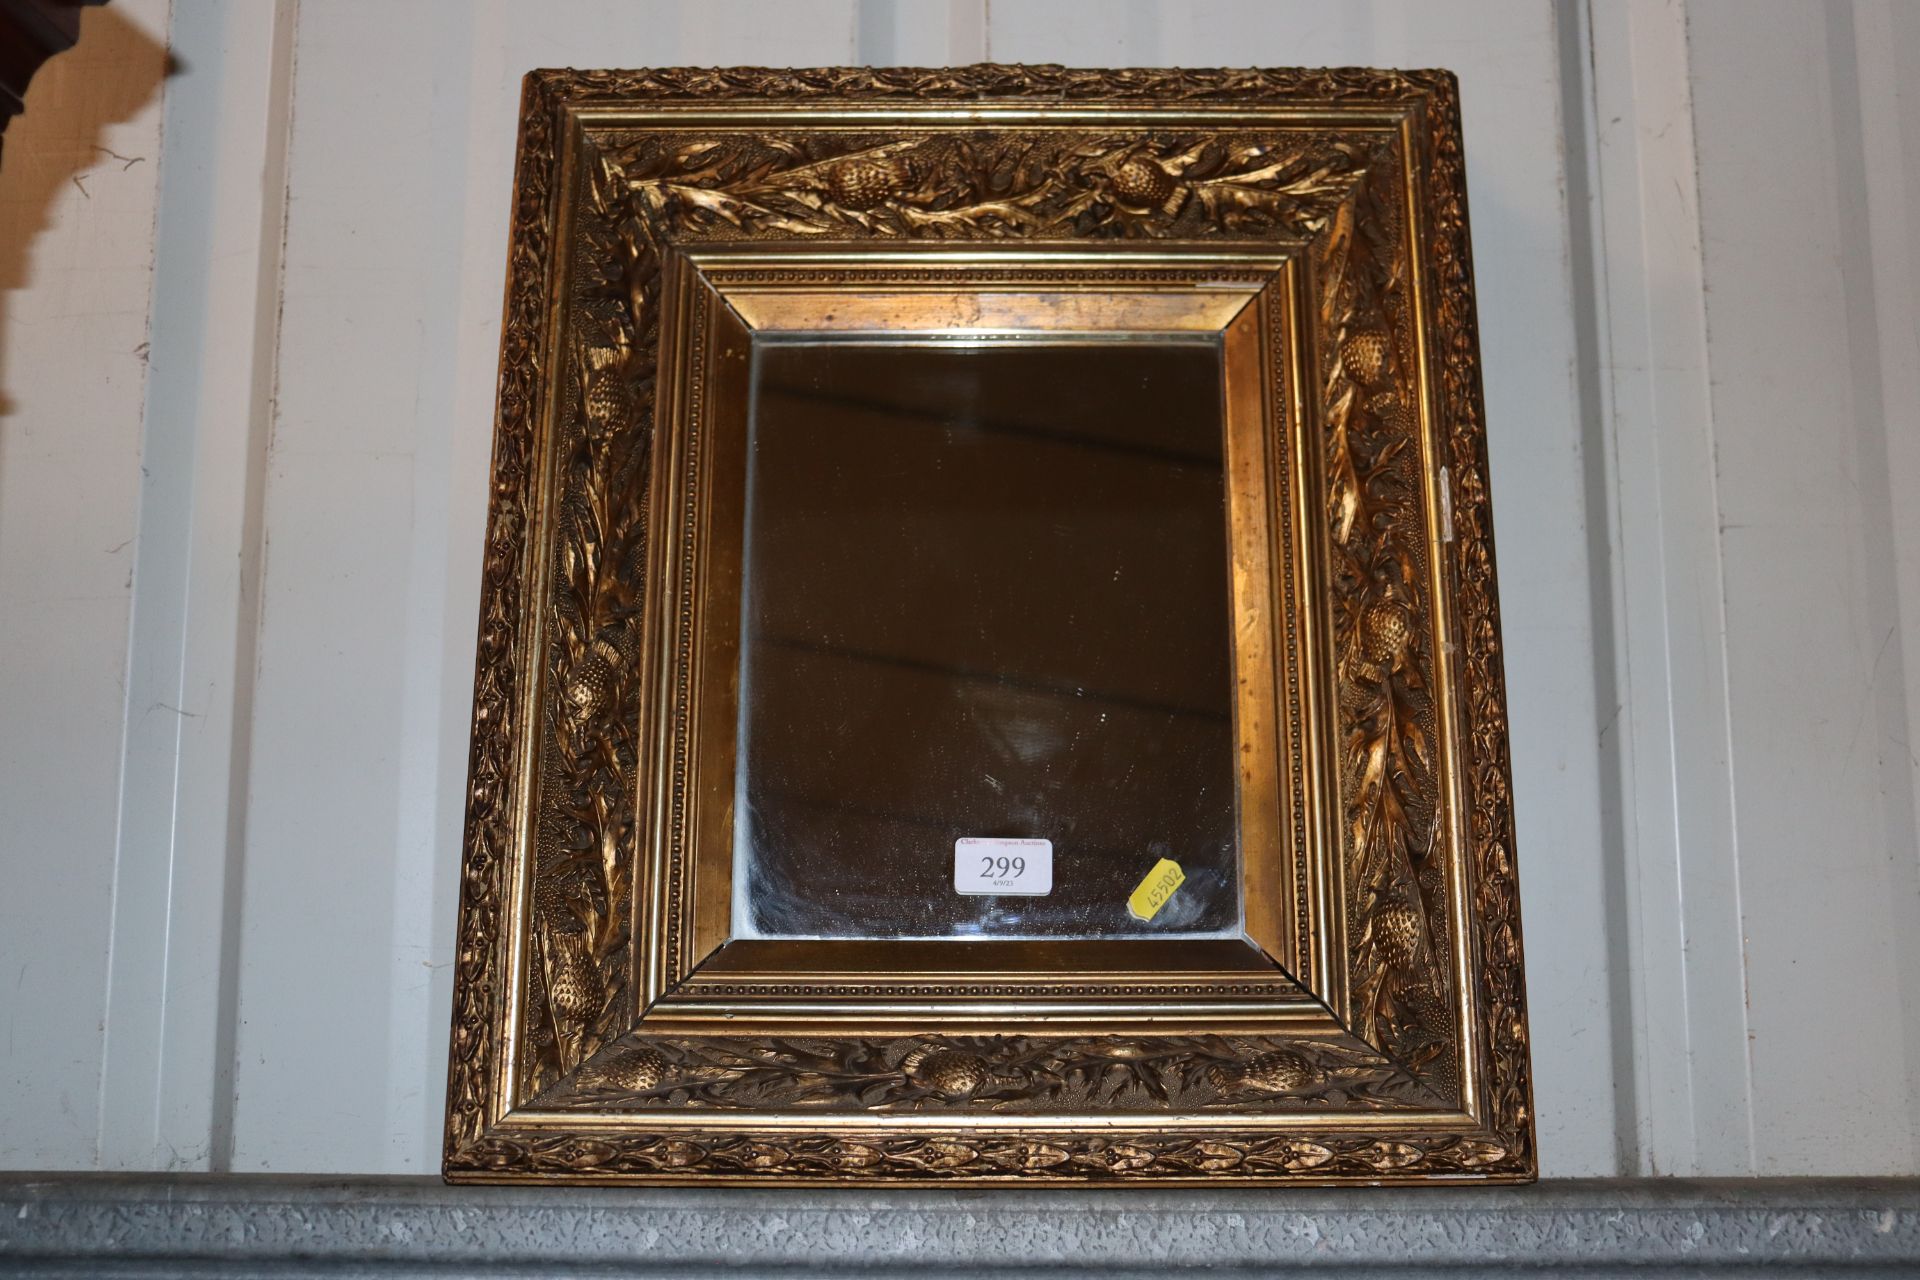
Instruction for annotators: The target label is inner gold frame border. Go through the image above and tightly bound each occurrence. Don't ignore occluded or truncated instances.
[646,247,1322,1033]
[445,64,1534,1186]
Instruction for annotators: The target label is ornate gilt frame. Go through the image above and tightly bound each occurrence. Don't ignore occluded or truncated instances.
[444,65,1533,1185]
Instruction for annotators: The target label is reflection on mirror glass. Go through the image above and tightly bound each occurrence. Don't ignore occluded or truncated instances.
[733,339,1238,939]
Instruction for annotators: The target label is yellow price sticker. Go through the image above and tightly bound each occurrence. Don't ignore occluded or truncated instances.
[1126,858,1186,922]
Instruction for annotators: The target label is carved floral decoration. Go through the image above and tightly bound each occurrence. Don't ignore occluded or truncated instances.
[537,1032,1440,1114]
[447,66,1530,1182]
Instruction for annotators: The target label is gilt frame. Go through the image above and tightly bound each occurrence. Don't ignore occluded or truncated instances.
[444,65,1533,1185]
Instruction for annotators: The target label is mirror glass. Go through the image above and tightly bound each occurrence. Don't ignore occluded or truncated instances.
[732,338,1240,940]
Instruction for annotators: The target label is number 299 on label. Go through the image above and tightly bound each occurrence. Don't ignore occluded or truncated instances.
[953,837,1052,896]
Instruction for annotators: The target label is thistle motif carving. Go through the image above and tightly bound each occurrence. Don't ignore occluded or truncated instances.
[1315,149,1457,1088]
[537,1033,1440,1114]
[447,64,1532,1183]
[596,128,1377,242]
[519,118,1402,1100]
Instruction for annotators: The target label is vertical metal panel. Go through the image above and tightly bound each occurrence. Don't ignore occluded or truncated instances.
[1683,0,1920,1175]
[1850,0,1920,1176]
[0,0,170,1170]
[1580,0,1754,1176]
[95,0,299,1175]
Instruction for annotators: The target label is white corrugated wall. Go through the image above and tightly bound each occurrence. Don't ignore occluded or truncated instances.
[1,0,1914,1178]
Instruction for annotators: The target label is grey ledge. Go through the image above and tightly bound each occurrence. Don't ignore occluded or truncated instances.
[2,1175,1918,1278]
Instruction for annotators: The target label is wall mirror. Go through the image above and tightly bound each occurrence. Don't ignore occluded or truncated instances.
[445,64,1533,1185]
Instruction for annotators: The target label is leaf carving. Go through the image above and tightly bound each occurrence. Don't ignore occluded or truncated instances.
[448,64,1532,1183]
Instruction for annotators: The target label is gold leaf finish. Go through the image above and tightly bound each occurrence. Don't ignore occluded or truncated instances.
[446,64,1533,1185]
[536,1033,1439,1114]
